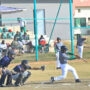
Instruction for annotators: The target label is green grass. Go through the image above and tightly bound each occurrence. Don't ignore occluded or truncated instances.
[12,52,56,63]
[12,36,90,63]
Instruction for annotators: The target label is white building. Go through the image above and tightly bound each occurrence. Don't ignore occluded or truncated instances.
[73,0,90,35]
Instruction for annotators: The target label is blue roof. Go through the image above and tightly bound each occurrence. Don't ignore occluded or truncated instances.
[0,6,26,14]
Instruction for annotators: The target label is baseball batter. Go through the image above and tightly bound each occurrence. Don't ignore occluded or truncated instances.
[51,45,81,83]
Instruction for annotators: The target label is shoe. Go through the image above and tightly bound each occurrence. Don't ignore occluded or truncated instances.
[51,77,54,83]
[75,79,81,83]
[15,83,21,87]
[6,83,13,87]
[56,67,61,69]
[0,84,5,87]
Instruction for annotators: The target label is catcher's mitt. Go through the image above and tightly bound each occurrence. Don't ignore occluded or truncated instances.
[41,65,45,71]
[74,55,80,58]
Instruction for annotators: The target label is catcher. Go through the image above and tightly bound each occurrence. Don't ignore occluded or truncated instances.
[11,60,45,86]
[51,45,81,83]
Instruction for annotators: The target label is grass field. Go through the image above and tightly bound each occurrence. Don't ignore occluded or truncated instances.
[0,36,90,90]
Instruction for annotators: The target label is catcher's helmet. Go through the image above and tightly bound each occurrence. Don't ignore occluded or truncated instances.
[61,45,68,52]
[21,60,28,65]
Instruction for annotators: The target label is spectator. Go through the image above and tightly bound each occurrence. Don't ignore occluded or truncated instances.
[39,35,46,46]
[38,35,47,53]
[17,17,27,33]
[0,40,7,56]
[14,31,20,41]
[11,38,21,50]
[22,32,30,45]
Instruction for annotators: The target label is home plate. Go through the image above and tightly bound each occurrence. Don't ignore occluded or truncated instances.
[41,81,51,84]
[88,84,90,87]
[62,83,71,86]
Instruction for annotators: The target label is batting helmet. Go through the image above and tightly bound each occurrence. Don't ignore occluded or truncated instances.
[61,45,68,52]
[21,60,28,65]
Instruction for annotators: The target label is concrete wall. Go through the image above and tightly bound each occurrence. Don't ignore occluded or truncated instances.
[0,0,72,40]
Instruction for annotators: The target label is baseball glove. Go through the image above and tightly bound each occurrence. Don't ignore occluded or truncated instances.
[41,65,45,71]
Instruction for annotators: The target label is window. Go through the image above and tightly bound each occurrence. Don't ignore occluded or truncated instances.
[88,18,90,26]
[78,9,81,13]
[74,18,86,27]
[33,9,46,35]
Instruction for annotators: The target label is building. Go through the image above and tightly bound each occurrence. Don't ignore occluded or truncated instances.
[73,0,90,35]
[0,0,71,40]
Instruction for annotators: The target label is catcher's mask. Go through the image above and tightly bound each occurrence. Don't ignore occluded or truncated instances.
[61,45,68,52]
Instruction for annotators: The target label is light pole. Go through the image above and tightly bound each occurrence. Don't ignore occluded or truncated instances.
[69,0,74,54]
[34,0,38,61]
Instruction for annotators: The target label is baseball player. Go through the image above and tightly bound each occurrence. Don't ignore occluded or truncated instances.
[51,45,81,83]
[55,37,63,69]
[0,51,15,87]
[77,35,86,59]
[11,60,45,86]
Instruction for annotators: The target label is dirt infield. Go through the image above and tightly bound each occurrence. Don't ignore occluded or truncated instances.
[0,79,90,90]
[0,60,90,90]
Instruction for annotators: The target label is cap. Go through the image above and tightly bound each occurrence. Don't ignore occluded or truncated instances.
[57,37,61,41]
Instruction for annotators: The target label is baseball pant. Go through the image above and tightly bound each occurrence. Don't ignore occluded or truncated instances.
[56,52,60,68]
[12,71,31,85]
[0,69,12,86]
[54,64,79,81]
[78,46,83,58]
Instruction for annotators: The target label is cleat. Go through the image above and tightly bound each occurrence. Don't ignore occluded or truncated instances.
[15,84,21,87]
[51,77,54,83]
[75,79,81,83]
[56,67,61,69]
[0,84,5,87]
[6,84,14,87]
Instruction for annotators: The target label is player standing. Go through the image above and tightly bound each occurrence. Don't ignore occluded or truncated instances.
[77,35,86,59]
[55,37,63,69]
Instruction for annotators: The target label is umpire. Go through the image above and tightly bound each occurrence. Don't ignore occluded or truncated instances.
[0,51,15,87]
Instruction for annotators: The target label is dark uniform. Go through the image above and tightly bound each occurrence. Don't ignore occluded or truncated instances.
[0,51,15,87]
[12,60,31,86]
